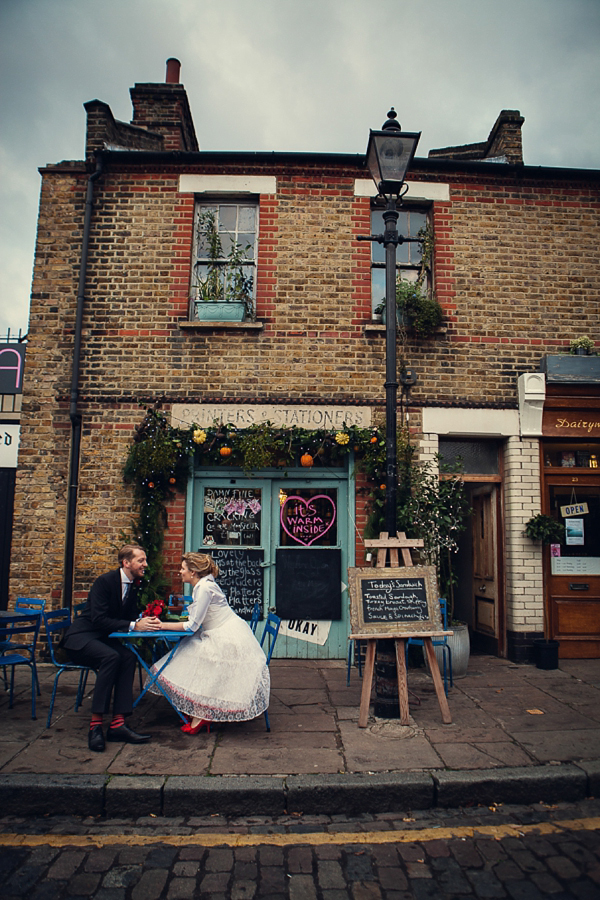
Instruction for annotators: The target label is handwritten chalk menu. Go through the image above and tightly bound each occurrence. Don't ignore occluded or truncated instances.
[203,487,261,546]
[348,566,441,636]
[207,548,264,619]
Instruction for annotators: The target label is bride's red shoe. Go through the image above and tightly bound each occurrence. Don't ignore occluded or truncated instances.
[180,719,211,735]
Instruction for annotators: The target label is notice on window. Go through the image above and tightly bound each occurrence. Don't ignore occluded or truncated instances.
[551,557,600,576]
[565,518,585,546]
[280,619,332,646]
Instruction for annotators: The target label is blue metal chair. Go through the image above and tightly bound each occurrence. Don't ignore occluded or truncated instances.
[249,601,261,634]
[259,613,281,732]
[0,613,41,718]
[346,639,365,685]
[406,598,453,696]
[43,609,95,728]
[2,598,45,694]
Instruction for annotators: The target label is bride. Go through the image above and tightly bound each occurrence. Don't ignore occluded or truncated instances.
[147,552,270,733]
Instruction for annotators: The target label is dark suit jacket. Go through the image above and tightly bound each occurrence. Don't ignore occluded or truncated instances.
[63,568,141,652]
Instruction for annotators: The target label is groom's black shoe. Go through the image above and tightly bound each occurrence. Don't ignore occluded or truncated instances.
[88,725,105,753]
[106,724,151,744]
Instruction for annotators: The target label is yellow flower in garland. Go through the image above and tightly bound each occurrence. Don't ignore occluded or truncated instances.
[335,431,350,445]
[193,429,207,444]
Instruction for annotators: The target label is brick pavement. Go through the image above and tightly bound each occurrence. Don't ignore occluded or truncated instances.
[1,655,600,818]
[1,799,600,898]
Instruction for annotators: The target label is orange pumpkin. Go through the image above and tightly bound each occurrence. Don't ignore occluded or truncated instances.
[300,452,314,468]
[219,446,232,457]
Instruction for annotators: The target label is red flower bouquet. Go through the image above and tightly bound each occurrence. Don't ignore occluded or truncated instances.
[143,597,165,619]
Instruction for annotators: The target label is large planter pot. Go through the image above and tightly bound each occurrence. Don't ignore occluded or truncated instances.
[381,307,409,327]
[533,639,559,670]
[433,623,470,679]
[193,302,246,322]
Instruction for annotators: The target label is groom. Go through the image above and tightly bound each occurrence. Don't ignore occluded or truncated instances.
[64,544,162,752]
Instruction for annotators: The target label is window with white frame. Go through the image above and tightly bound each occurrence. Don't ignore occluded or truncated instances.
[190,201,258,319]
[370,206,430,314]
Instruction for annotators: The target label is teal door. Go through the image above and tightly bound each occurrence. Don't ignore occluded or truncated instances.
[270,479,349,659]
[189,468,352,658]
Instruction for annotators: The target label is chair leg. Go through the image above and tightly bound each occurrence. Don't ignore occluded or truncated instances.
[75,669,87,711]
[31,663,36,719]
[264,708,271,732]
[346,641,353,685]
[47,671,62,728]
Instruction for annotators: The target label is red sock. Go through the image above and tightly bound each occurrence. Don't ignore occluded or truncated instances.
[90,715,103,730]
[110,715,125,729]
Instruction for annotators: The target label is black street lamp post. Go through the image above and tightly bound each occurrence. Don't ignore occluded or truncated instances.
[359,110,421,538]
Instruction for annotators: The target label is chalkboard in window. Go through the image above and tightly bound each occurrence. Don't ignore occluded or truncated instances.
[205,547,264,620]
[348,566,442,636]
[203,487,261,546]
[276,548,341,620]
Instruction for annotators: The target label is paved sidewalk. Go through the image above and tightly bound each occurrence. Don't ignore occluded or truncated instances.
[1,655,600,816]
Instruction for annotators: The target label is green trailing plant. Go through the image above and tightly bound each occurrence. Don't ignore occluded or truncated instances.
[363,439,470,621]
[569,336,596,355]
[374,226,443,337]
[124,408,195,609]
[192,209,255,319]
[524,514,565,544]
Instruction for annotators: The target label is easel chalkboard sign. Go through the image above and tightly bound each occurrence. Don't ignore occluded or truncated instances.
[348,566,440,637]
[205,547,264,620]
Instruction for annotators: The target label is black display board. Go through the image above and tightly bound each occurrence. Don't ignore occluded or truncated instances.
[206,548,264,619]
[348,566,441,636]
[275,548,341,620]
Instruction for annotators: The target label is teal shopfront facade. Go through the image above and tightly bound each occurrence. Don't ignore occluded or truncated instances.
[185,465,355,659]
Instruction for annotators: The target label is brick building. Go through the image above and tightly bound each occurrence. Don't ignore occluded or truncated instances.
[10,61,600,661]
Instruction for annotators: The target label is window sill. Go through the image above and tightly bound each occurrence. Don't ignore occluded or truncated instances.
[363,323,447,335]
[179,320,264,332]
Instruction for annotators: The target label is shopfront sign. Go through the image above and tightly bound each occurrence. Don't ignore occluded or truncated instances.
[543,411,600,437]
[172,403,372,430]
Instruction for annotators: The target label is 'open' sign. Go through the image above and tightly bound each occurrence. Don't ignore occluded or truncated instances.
[560,503,589,517]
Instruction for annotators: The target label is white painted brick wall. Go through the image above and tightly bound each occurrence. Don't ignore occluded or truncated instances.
[504,435,544,632]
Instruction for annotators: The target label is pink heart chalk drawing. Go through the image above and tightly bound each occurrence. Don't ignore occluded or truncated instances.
[280,494,337,547]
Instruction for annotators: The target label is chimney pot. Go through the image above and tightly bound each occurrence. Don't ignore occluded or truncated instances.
[166,58,181,84]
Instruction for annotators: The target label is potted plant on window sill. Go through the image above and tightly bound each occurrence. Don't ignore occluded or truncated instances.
[190,209,254,322]
[375,278,443,337]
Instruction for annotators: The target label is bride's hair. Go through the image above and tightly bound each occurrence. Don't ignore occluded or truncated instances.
[182,552,219,579]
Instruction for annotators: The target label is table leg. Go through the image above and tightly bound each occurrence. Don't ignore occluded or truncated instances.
[423,637,452,725]
[394,638,410,725]
[358,640,376,728]
[129,642,187,722]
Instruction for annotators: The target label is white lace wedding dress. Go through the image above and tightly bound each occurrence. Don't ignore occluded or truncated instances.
[147,575,270,722]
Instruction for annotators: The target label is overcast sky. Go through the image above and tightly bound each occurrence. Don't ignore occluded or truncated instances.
[1,0,599,339]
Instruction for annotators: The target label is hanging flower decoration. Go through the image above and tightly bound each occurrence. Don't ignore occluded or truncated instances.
[124,408,390,611]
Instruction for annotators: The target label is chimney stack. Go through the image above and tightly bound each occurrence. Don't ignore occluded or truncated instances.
[165,58,181,84]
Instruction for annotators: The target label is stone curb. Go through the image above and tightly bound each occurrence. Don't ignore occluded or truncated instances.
[0,774,106,817]
[285,773,435,815]
[0,763,597,819]
[433,764,589,808]
[163,776,287,818]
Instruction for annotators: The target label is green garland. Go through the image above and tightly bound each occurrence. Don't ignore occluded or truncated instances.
[123,408,385,604]
[124,410,469,618]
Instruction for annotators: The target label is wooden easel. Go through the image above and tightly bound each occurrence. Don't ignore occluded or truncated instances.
[352,532,452,728]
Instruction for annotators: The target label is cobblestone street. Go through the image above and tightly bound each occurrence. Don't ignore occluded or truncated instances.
[2,798,600,898]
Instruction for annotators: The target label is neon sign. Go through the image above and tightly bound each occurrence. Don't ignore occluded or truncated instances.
[280,494,336,546]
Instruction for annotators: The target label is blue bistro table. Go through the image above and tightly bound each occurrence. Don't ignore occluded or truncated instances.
[109,631,187,722]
